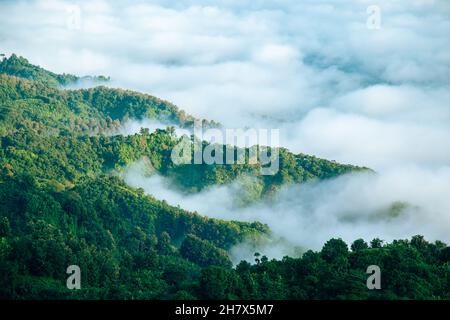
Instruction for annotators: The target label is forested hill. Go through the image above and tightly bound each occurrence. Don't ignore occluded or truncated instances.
[0,55,448,300]
[0,54,214,134]
[0,54,110,87]
[0,56,270,299]
[0,55,366,192]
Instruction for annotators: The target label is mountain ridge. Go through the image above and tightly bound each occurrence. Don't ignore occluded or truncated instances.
[0,55,369,195]
[1,55,444,300]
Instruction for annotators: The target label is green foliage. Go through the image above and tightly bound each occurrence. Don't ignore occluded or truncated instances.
[0,172,264,299]
[0,55,447,300]
[0,54,109,87]
[180,235,232,268]
[228,237,449,300]
[199,266,239,299]
[351,239,369,252]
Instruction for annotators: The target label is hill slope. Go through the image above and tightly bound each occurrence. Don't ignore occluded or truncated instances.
[0,56,447,300]
[0,54,109,87]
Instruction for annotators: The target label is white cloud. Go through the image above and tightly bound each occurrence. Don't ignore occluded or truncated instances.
[281,107,450,169]
[124,162,450,260]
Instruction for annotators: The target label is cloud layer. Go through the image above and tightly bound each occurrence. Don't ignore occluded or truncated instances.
[124,163,450,261]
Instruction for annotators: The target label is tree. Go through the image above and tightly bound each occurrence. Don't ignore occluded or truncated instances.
[254,252,261,265]
[157,231,175,255]
[199,266,238,299]
[351,239,368,252]
[370,238,384,248]
[0,217,11,237]
[180,235,232,268]
[321,238,349,264]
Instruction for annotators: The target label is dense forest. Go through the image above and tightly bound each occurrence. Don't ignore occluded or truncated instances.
[0,55,448,300]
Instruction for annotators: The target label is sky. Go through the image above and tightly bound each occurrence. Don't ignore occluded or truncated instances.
[1,0,450,256]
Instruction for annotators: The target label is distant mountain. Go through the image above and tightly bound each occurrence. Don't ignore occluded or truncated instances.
[0,56,367,192]
[0,55,216,136]
[0,54,109,87]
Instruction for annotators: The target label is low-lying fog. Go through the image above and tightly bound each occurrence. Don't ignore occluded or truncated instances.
[124,160,450,262]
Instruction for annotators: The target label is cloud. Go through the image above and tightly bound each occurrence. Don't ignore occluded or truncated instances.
[124,162,450,261]
[280,106,450,169]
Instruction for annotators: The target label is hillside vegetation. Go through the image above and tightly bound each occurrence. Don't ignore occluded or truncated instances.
[0,55,448,300]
